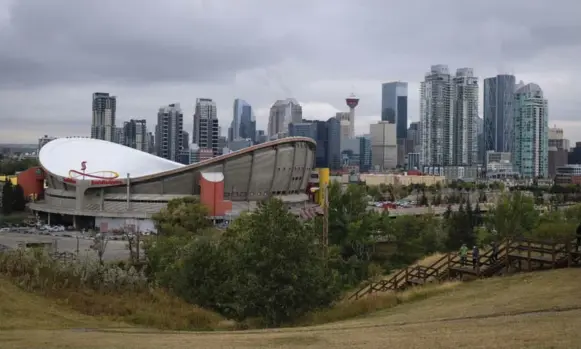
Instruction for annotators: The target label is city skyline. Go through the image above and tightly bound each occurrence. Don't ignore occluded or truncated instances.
[0,1,579,143]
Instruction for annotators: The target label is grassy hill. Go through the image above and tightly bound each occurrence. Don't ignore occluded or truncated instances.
[1,269,581,348]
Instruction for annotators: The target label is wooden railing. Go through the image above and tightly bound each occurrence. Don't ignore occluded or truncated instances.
[348,237,580,301]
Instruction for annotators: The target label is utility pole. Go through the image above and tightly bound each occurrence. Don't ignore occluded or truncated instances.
[322,184,329,259]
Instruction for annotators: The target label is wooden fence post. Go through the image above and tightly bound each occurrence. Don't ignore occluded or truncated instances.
[526,240,532,272]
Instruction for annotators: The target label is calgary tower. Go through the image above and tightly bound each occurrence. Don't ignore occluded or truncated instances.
[345,93,359,138]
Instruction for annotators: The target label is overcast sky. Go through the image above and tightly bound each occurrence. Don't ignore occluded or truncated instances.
[0,0,580,144]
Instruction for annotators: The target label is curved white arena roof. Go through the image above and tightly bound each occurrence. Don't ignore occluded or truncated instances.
[39,138,184,178]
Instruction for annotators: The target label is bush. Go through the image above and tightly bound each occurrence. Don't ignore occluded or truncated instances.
[0,249,148,293]
[147,198,342,327]
[0,249,226,330]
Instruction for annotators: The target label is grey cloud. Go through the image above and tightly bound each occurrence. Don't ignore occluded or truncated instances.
[0,0,308,87]
[0,0,580,143]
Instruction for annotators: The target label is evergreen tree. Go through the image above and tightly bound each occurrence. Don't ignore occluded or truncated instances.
[465,199,474,230]
[1,181,13,215]
[474,202,481,226]
[12,184,26,211]
[446,202,476,250]
[420,192,428,206]
[444,204,453,220]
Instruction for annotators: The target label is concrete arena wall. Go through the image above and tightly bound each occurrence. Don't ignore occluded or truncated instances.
[40,139,316,216]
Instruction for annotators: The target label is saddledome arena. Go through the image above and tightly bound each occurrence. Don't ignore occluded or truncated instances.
[30,137,317,232]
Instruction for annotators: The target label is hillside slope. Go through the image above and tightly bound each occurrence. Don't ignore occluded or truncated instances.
[0,278,125,331]
[1,269,581,348]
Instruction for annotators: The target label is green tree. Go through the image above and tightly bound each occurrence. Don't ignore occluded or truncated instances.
[152,197,212,236]
[328,182,368,247]
[1,181,13,215]
[223,198,340,325]
[486,192,539,239]
[12,184,26,211]
[445,203,476,250]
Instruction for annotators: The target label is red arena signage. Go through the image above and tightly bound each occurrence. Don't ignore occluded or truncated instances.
[90,179,123,186]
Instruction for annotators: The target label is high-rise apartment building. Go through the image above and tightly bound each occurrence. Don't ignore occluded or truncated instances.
[146,132,155,154]
[420,65,453,166]
[407,122,420,153]
[381,81,408,139]
[512,83,549,178]
[193,98,220,156]
[114,127,124,145]
[123,119,147,152]
[335,112,351,140]
[452,68,479,165]
[370,121,397,170]
[483,74,516,153]
[37,135,56,154]
[267,98,302,139]
[91,92,116,142]
[155,103,183,161]
[182,131,190,151]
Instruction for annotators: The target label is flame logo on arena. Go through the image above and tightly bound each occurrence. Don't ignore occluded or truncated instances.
[68,161,120,180]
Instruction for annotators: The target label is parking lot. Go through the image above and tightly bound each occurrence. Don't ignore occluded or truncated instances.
[0,229,131,261]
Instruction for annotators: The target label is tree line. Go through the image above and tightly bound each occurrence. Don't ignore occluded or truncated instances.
[136,182,580,327]
[0,158,39,176]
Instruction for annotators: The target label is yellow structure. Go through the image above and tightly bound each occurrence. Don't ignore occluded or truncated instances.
[0,175,18,185]
[317,168,330,206]
[361,173,445,187]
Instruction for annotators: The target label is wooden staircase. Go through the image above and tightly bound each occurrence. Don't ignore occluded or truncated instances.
[348,238,581,300]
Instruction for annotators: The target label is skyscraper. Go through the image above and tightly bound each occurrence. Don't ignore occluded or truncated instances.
[311,118,341,170]
[193,98,220,156]
[91,92,116,142]
[230,99,254,142]
[420,65,453,166]
[267,98,302,139]
[123,119,147,151]
[512,82,548,178]
[239,103,255,142]
[155,103,183,161]
[358,135,372,173]
[452,68,479,165]
[483,74,516,153]
[381,82,408,139]
[370,121,397,170]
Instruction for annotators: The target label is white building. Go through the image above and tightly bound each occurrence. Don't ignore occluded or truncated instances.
[370,121,397,170]
[193,98,219,156]
[335,112,351,140]
[267,98,302,138]
[512,82,549,178]
[91,92,116,142]
[421,65,478,167]
[420,65,453,167]
[155,103,184,162]
[37,135,56,155]
[452,68,479,166]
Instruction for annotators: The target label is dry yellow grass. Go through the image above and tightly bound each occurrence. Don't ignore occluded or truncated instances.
[0,277,226,331]
[2,268,581,348]
[0,278,124,331]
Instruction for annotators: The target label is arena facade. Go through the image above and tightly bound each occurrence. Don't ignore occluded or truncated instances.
[29,137,319,232]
